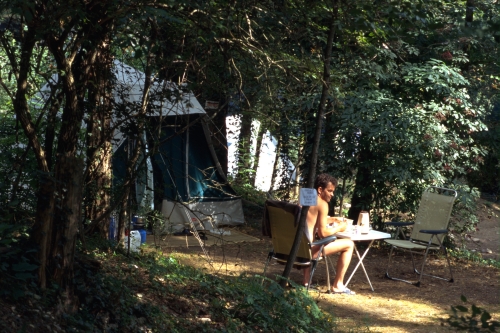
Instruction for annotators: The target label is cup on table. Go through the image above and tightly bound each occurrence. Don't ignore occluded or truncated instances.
[344,218,354,233]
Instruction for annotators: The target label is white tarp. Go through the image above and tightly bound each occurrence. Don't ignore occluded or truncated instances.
[226,115,296,191]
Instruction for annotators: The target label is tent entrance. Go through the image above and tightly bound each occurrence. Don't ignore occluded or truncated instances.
[148,114,244,233]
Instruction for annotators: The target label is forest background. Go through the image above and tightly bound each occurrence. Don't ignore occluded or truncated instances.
[0,0,499,331]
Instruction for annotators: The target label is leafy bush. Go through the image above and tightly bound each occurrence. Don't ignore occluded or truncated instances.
[447,295,500,332]
[206,275,336,333]
[55,242,336,332]
[449,183,481,236]
[0,223,38,299]
[448,248,500,269]
[232,181,268,206]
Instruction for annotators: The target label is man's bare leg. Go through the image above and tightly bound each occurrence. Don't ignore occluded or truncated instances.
[329,240,354,292]
[302,239,354,290]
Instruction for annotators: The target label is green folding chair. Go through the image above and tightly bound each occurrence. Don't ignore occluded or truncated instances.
[384,187,458,287]
[262,200,336,291]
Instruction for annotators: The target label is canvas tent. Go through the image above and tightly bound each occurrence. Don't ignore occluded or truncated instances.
[38,60,244,233]
[110,60,245,232]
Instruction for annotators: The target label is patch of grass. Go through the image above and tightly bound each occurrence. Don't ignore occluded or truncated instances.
[4,237,338,332]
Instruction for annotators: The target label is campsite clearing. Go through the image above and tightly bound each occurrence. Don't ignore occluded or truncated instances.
[161,199,500,333]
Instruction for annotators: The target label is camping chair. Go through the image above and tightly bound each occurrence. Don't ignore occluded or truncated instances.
[384,186,458,287]
[262,200,336,291]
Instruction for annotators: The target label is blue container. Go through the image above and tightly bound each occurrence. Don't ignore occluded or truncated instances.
[109,217,116,241]
[138,229,147,244]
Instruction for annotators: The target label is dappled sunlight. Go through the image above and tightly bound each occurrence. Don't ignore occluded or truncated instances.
[162,233,500,332]
[316,292,452,333]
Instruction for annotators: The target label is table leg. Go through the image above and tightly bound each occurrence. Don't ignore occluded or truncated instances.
[325,256,331,291]
[344,240,375,291]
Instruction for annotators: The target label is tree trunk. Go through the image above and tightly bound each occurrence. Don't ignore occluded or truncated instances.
[84,47,113,238]
[117,185,131,243]
[280,0,338,286]
[465,0,475,25]
[49,155,84,312]
[44,87,64,171]
[235,111,253,184]
[347,140,374,224]
[205,101,229,175]
[9,17,54,288]
[269,137,281,192]
[34,175,55,288]
[251,122,266,187]
[115,55,154,242]
[293,143,304,199]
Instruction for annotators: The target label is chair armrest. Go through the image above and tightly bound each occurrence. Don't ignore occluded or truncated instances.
[385,221,414,227]
[312,235,336,246]
[419,229,447,234]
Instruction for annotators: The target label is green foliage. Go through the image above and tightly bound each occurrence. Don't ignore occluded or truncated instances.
[226,276,335,333]
[232,181,268,207]
[0,223,38,299]
[449,183,481,235]
[56,241,336,332]
[303,0,500,230]
[447,295,500,332]
[448,248,500,269]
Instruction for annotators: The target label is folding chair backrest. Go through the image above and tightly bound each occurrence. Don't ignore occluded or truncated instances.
[410,187,457,245]
[267,205,312,262]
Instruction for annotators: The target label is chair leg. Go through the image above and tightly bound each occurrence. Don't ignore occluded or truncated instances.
[387,238,455,287]
[261,251,274,285]
[414,237,454,284]
[385,245,396,280]
[307,245,325,289]
[324,256,331,292]
[385,245,421,286]
[443,247,454,283]
[415,246,432,287]
[307,262,318,289]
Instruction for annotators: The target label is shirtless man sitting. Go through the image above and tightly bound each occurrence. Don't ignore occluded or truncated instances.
[303,173,355,294]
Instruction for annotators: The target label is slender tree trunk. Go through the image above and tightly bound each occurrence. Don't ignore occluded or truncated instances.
[9,16,55,288]
[205,101,229,175]
[235,111,253,184]
[49,155,84,311]
[117,190,130,243]
[84,46,113,238]
[465,0,475,25]
[44,88,64,171]
[293,143,304,199]
[348,139,373,224]
[280,1,338,286]
[251,122,265,186]
[40,13,112,299]
[339,177,346,217]
[116,49,154,242]
[269,137,281,192]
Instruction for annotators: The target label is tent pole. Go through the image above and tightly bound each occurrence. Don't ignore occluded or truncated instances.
[185,119,190,199]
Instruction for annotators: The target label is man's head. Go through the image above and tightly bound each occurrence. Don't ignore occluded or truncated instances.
[314,173,338,190]
[314,173,338,203]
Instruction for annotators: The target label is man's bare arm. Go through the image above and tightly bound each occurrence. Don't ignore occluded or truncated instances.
[316,201,346,238]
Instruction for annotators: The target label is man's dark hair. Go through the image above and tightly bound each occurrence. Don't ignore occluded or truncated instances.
[314,173,338,190]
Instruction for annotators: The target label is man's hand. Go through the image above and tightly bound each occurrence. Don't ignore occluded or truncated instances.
[325,217,347,235]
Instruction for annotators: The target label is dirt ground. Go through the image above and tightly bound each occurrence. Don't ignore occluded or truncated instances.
[163,199,500,333]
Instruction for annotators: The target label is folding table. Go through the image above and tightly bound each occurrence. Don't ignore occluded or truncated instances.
[336,229,391,291]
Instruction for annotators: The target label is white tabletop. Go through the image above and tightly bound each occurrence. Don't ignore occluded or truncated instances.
[336,229,391,241]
